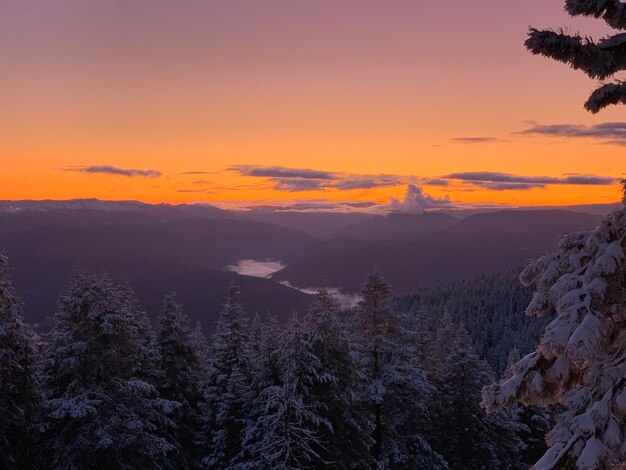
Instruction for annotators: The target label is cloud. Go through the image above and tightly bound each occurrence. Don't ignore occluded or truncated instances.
[222,198,379,214]
[176,189,214,194]
[272,178,327,191]
[226,259,286,278]
[229,165,414,192]
[452,137,499,143]
[518,122,626,145]
[67,165,161,178]
[424,178,450,186]
[279,281,362,309]
[387,185,452,214]
[231,165,335,180]
[444,171,617,190]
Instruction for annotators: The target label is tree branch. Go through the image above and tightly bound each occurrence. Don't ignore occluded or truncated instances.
[525,29,626,80]
[585,82,626,112]
[565,0,626,31]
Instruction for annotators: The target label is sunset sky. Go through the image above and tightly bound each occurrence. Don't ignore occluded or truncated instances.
[2,0,624,211]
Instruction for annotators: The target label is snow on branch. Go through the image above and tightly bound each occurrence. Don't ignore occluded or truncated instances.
[525,29,626,80]
[585,81,626,112]
[565,0,626,30]
[483,207,626,468]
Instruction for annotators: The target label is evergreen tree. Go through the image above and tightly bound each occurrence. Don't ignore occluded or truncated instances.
[239,316,331,469]
[430,320,525,469]
[304,287,373,468]
[483,207,626,469]
[40,273,178,469]
[0,254,38,469]
[156,294,206,466]
[191,319,210,365]
[356,269,444,468]
[202,285,251,468]
[525,0,626,112]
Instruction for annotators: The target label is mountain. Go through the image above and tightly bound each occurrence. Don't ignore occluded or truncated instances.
[0,198,236,218]
[0,214,319,330]
[0,218,317,269]
[9,252,312,333]
[242,208,375,237]
[331,212,458,241]
[272,210,604,292]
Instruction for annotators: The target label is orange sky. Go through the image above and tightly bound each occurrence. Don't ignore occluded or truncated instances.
[1,1,624,210]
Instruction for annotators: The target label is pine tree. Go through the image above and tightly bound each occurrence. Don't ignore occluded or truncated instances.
[356,269,444,468]
[239,316,331,469]
[156,294,206,466]
[483,207,626,469]
[191,319,210,365]
[40,273,178,469]
[430,320,525,470]
[304,287,373,468]
[0,254,38,469]
[202,285,252,468]
[525,0,626,112]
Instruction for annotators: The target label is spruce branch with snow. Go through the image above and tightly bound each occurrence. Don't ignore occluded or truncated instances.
[483,208,626,469]
[526,0,626,112]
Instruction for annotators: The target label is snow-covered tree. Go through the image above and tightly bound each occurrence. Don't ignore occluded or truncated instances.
[483,207,626,469]
[304,287,372,468]
[0,254,39,469]
[202,285,252,468]
[156,294,206,465]
[356,269,445,468]
[191,319,210,365]
[239,316,331,469]
[40,273,178,469]
[525,0,626,112]
[430,318,526,470]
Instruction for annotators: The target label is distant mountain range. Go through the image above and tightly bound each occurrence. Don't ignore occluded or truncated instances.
[0,199,615,330]
[272,210,603,292]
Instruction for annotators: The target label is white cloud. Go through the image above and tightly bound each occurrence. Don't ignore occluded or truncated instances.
[386,184,452,214]
[226,259,286,278]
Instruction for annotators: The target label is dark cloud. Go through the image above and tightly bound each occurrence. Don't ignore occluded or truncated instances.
[444,171,617,190]
[518,122,626,145]
[343,201,377,208]
[230,165,335,180]
[479,182,544,191]
[334,178,400,190]
[272,178,327,192]
[452,137,499,143]
[67,165,161,178]
[424,179,450,186]
[230,165,411,192]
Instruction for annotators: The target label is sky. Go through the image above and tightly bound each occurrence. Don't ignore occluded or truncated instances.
[1,0,624,211]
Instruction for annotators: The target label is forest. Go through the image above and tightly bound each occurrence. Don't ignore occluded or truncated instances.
[1,257,549,469]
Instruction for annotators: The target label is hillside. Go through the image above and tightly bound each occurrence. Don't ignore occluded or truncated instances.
[331,212,458,241]
[272,210,604,292]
